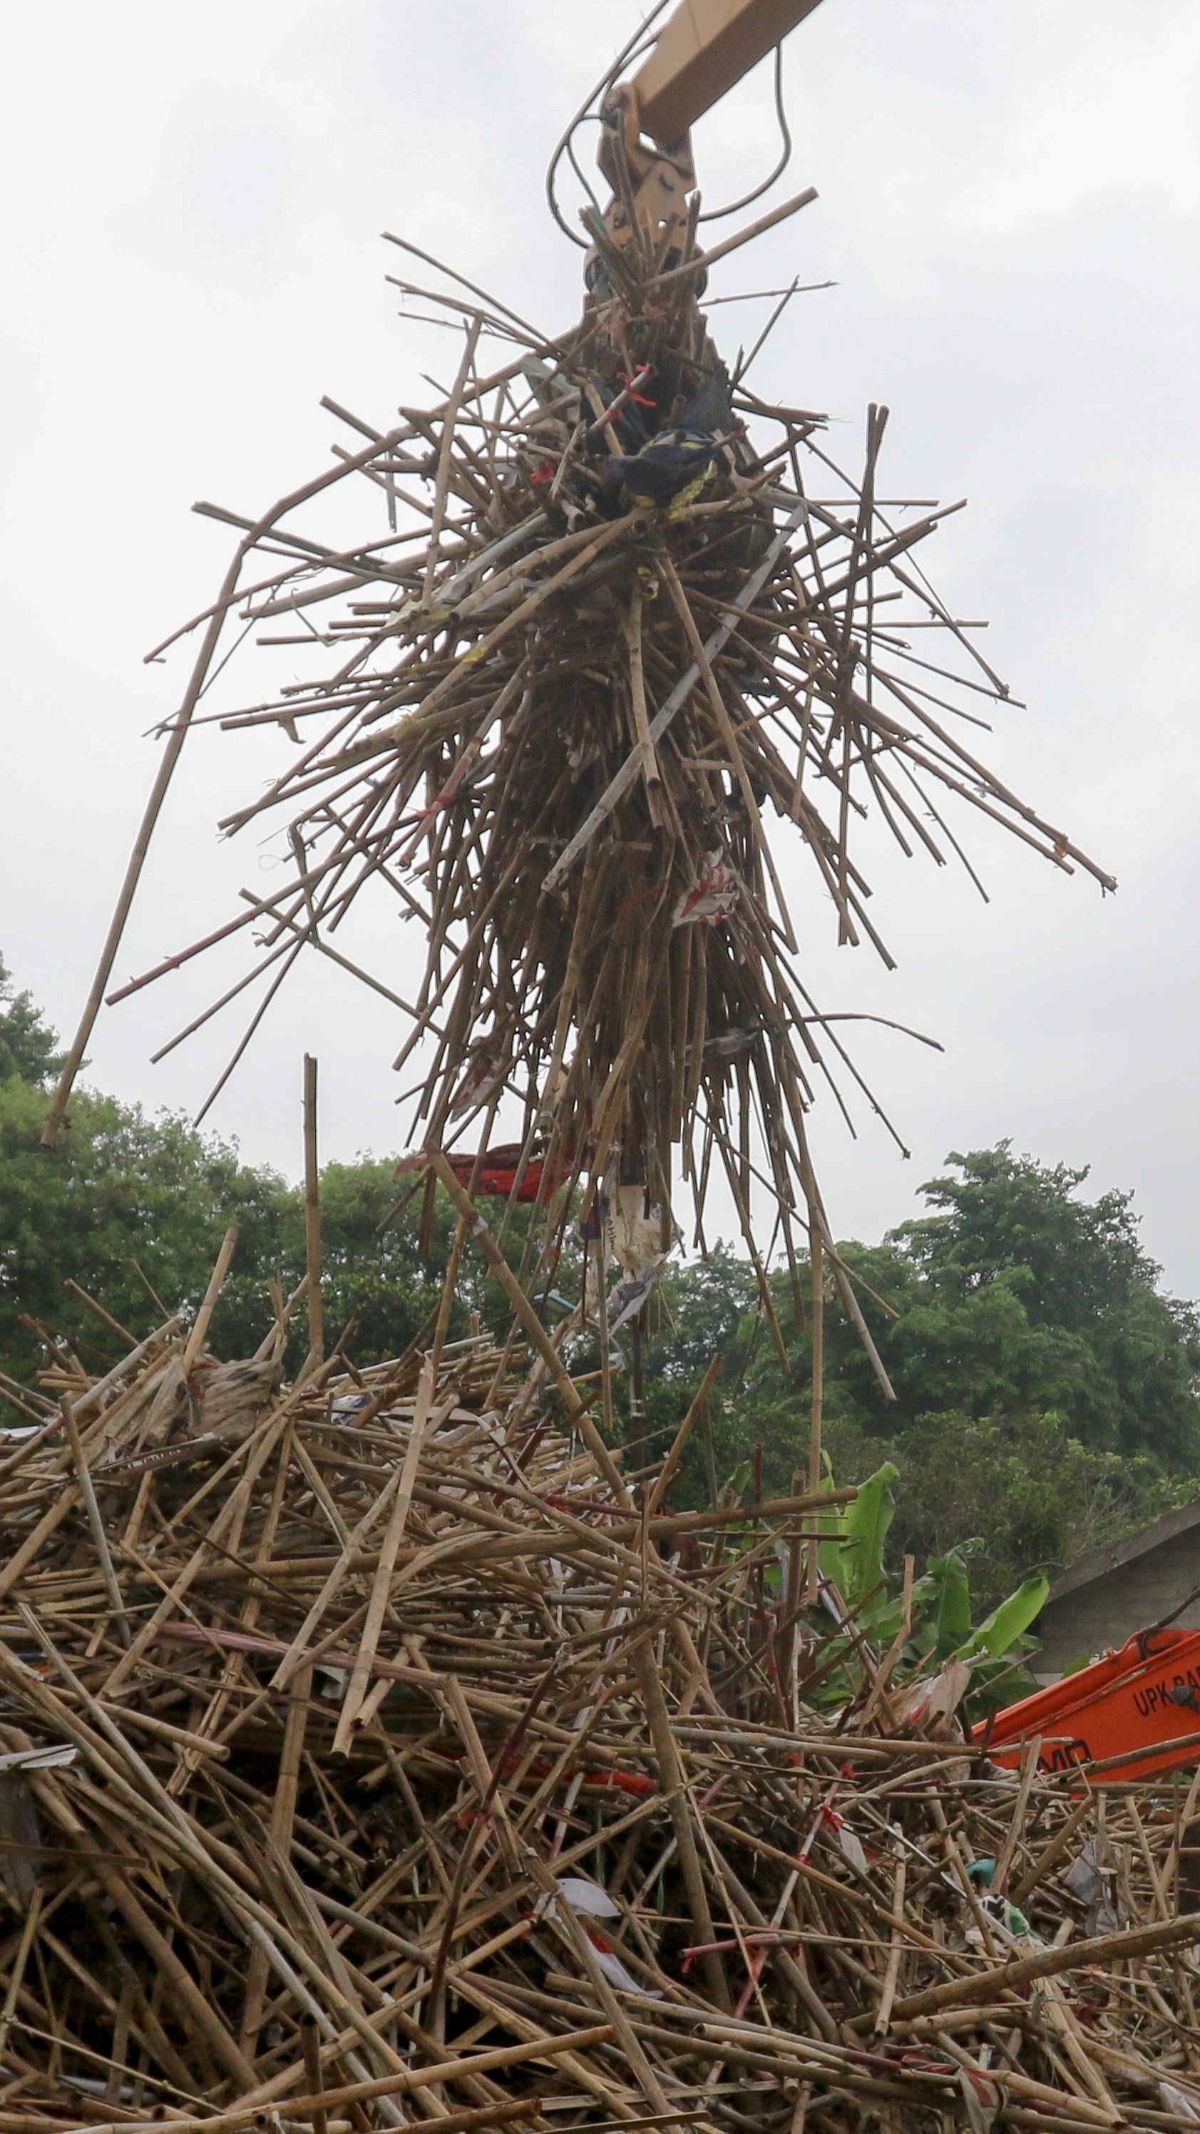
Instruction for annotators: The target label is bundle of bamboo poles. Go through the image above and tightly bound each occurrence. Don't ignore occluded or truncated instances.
[3,1247,1200,2134]
[49,196,1114,1323]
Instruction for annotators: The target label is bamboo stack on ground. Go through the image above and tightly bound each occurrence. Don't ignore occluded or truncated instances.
[2,1261,1200,2133]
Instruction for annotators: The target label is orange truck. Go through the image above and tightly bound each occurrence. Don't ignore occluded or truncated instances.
[986,1628,1200,1785]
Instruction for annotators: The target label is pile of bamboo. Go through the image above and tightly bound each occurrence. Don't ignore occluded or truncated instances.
[54,195,1113,1307]
[3,1268,1200,2134]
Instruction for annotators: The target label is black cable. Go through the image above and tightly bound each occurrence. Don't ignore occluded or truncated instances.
[544,0,676,250]
[565,116,604,238]
[697,43,792,224]
[545,14,793,249]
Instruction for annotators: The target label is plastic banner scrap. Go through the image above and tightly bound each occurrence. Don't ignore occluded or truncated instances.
[394,1143,571,1204]
[606,1183,673,1276]
[448,1050,505,1119]
[538,1873,663,1999]
[1064,1836,1125,1937]
[977,1891,1033,1940]
[823,1804,871,1878]
[891,1656,972,1734]
[607,1266,664,1335]
[672,850,739,928]
[331,1393,370,1423]
[959,2063,1004,2134]
[703,1025,760,1061]
[582,1185,675,1333]
[541,1875,620,1919]
[798,1789,875,1879]
[585,1935,664,1999]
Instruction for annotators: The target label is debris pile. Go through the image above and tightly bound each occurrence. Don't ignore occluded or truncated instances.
[2,1290,1200,2132]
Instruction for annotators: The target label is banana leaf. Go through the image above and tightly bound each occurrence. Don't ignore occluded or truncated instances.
[928,1550,973,1656]
[955,1573,1050,1660]
[826,1461,898,1609]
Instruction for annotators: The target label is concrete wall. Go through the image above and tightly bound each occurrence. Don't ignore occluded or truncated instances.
[1037,1526,1200,1678]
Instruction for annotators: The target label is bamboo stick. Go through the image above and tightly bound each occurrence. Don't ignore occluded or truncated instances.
[303,1055,324,1368]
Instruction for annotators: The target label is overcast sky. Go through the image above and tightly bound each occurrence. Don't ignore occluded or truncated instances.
[3,1,1198,1293]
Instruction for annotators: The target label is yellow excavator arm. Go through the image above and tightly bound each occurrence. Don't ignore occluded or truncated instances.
[634,0,825,144]
[595,0,825,273]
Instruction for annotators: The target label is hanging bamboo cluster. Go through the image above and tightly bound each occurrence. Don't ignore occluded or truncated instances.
[100,200,1112,1297]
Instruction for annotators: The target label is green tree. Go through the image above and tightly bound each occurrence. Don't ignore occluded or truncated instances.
[622,1246,760,1493]
[0,957,516,1387]
[642,1147,1200,1602]
[736,1146,1200,1471]
[0,1077,296,1383]
[808,1406,1185,1608]
[893,1146,1200,1463]
[649,1246,760,1384]
[0,955,62,1087]
[310,1158,496,1362]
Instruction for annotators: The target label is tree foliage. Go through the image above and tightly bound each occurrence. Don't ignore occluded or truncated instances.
[0,966,518,1390]
[0,1076,293,1382]
[0,1078,523,1388]
[893,1147,1200,1464]
[810,1462,1050,1717]
[640,1146,1200,1604]
[0,955,62,1088]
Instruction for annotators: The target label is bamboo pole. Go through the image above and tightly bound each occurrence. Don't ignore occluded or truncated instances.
[60,1395,130,1649]
[303,1054,324,1367]
[872,1908,1200,2029]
